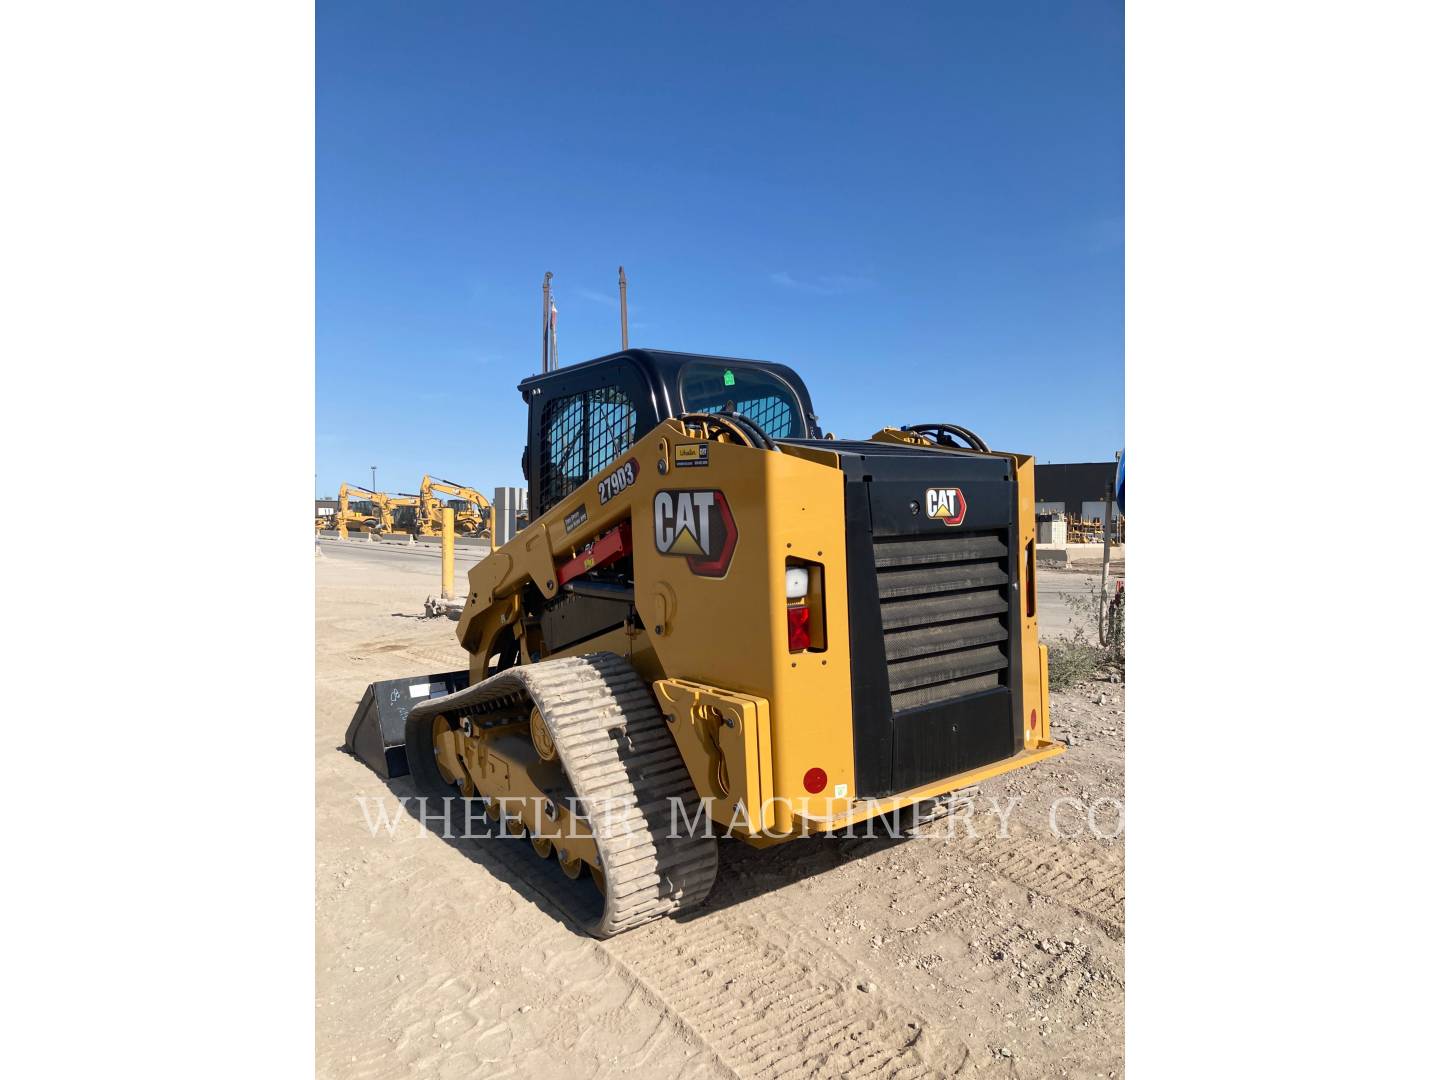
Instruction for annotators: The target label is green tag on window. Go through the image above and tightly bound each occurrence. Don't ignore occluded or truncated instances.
[723,369,735,387]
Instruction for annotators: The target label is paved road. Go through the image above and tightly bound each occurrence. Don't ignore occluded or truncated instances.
[317,536,1106,640]
[1033,569,1106,642]
[317,535,491,575]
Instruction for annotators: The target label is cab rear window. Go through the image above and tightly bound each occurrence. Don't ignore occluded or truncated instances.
[679,362,804,440]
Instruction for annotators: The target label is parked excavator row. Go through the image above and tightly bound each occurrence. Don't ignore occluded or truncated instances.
[321,477,492,541]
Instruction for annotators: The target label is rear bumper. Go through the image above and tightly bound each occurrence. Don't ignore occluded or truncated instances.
[784,739,1064,835]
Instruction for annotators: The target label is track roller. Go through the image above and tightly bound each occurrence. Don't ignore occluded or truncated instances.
[558,850,585,880]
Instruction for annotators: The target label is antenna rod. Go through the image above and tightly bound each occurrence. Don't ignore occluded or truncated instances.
[541,271,553,372]
[618,265,629,350]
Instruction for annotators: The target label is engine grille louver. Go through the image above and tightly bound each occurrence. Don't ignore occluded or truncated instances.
[873,530,1010,713]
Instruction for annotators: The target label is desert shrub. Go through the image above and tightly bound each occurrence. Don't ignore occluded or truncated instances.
[1048,582,1125,690]
[1047,640,1101,689]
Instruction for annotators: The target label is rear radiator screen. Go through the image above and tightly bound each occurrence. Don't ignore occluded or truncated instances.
[872,529,1010,713]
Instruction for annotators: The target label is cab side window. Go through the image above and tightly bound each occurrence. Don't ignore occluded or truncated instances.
[538,387,637,514]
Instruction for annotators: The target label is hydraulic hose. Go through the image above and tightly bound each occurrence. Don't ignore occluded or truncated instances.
[901,423,991,454]
[678,411,777,451]
[719,410,778,451]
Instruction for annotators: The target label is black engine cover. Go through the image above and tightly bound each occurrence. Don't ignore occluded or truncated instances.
[786,439,1023,798]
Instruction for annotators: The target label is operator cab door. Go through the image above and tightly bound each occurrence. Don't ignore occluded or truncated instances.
[522,357,660,518]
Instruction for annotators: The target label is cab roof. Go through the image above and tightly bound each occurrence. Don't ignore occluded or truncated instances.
[516,348,818,435]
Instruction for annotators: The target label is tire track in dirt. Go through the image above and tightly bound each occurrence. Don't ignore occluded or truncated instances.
[608,907,941,1079]
[441,811,741,1078]
[963,838,1125,934]
[318,773,735,1080]
[456,816,944,1077]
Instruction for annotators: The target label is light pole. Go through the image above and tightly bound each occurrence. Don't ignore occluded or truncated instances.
[370,465,377,492]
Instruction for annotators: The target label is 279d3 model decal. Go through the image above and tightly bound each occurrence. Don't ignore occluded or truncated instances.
[597,458,639,505]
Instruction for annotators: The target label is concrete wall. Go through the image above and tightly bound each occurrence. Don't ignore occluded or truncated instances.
[493,487,528,546]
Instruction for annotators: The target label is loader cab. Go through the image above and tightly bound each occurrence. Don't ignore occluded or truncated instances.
[519,349,821,518]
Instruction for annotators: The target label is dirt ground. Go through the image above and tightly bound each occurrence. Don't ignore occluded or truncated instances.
[316,546,1124,1079]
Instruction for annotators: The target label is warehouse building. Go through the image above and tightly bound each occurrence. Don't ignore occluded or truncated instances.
[1035,461,1119,522]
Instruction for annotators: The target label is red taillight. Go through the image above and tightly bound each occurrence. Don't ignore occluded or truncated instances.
[803,767,827,794]
[786,605,811,652]
[1030,708,1037,731]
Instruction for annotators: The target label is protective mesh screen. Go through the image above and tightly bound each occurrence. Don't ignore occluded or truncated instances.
[587,387,636,476]
[695,394,796,440]
[538,388,637,513]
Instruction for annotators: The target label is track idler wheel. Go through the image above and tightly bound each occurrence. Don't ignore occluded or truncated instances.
[431,717,473,796]
[529,707,557,762]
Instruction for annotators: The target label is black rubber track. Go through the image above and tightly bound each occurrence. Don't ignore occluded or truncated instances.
[407,653,719,937]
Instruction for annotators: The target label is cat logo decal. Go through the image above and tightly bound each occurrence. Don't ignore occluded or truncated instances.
[653,490,738,576]
[924,487,967,527]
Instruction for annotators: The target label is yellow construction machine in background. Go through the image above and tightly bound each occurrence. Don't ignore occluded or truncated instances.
[383,492,424,535]
[332,486,418,538]
[418,475,492,539]
[334,483,384,538]
[325,479,485,540]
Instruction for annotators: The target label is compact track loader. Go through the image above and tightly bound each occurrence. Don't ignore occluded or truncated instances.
[347,349,1062,937]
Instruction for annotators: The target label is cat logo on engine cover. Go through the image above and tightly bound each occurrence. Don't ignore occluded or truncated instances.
[924,486,967,526]
[654,490,738,576]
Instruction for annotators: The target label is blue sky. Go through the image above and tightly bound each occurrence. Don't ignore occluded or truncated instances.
[317,0,1123,497]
